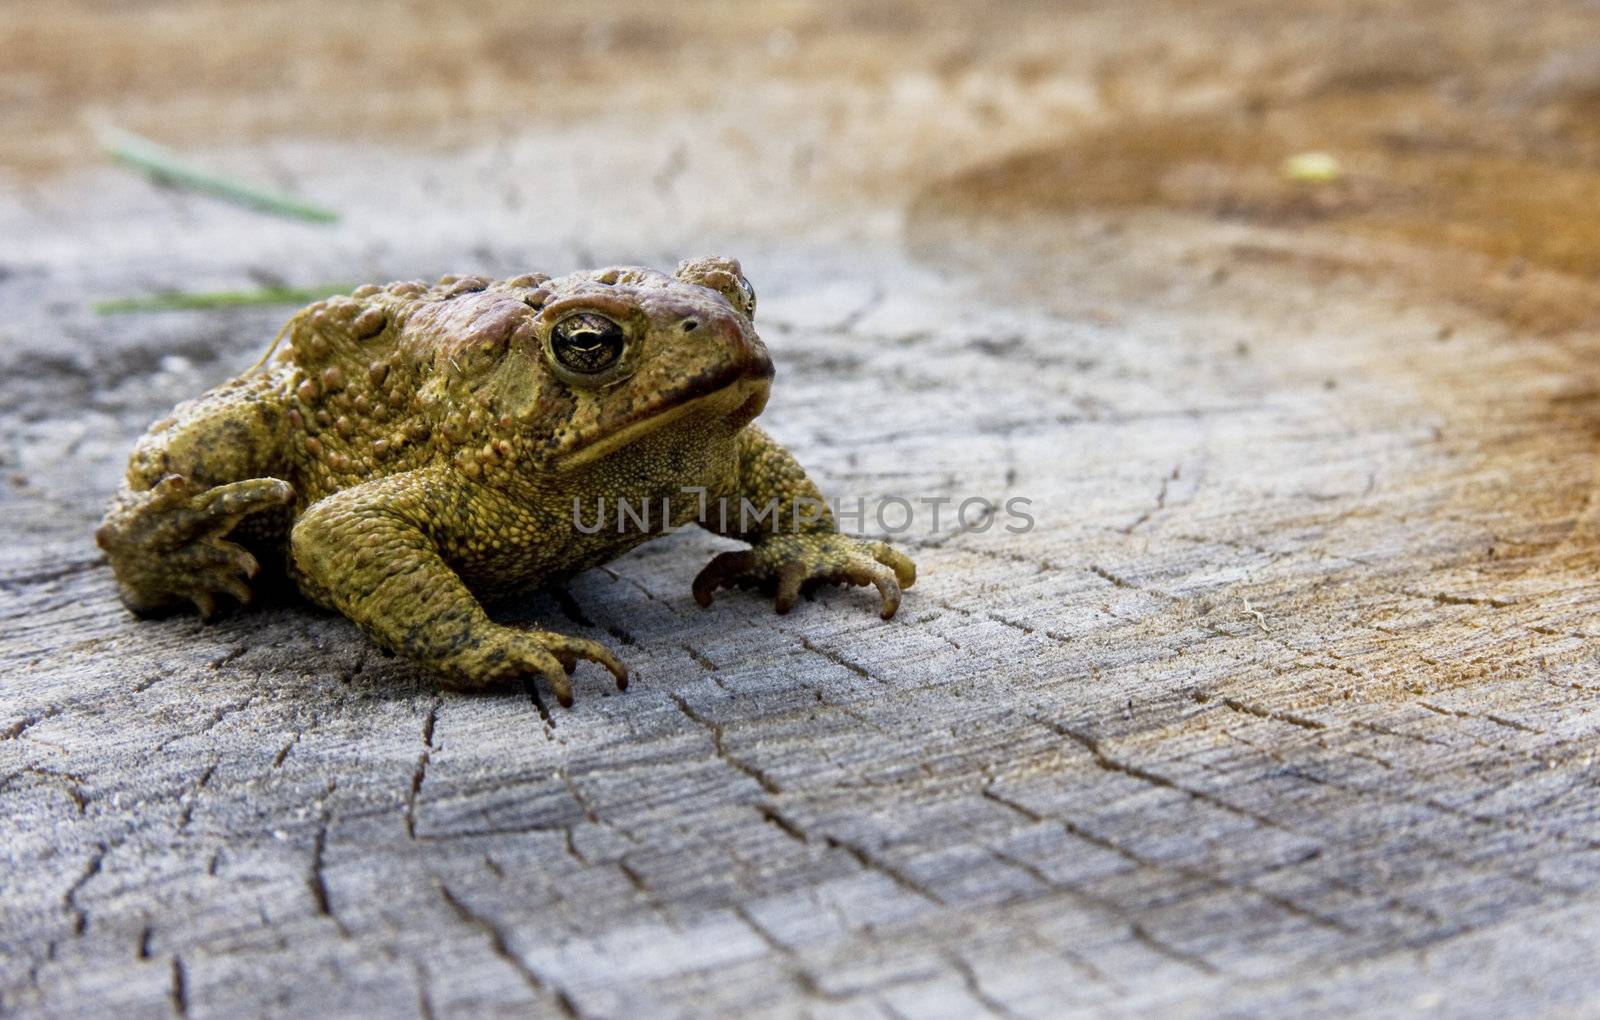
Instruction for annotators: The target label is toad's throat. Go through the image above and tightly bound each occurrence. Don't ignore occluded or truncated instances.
[555,371,772,471]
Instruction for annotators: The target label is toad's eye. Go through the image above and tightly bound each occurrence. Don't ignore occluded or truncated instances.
[551,313,625,374]
[735,276,756,318]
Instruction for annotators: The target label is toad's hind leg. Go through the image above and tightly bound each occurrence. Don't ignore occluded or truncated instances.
[98,373,296,618]
[289,473,628,706]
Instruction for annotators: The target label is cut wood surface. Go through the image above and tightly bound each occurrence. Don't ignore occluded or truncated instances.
[5,2,1600,1017]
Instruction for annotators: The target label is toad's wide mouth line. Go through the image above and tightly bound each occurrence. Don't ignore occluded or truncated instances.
[555,371,772,471]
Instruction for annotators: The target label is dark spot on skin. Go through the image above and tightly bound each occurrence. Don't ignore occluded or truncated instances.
[682,319,700,332]
[221,419,255,451]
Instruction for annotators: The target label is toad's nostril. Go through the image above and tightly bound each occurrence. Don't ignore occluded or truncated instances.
[681,319,700,333]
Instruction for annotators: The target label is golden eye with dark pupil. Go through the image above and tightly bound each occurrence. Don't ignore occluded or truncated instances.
[551,313,625,373]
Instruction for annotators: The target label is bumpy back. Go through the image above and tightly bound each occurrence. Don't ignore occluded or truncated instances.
[272,273,561,500]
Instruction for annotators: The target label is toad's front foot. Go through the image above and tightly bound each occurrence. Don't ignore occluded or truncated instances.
[692,535,917,620]
[445,625,629,708]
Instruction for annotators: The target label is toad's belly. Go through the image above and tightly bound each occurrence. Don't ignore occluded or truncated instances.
[433,425,743,599]
[449,477,732,599]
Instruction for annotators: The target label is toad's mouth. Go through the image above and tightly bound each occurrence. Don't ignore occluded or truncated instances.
[554,367,772,471]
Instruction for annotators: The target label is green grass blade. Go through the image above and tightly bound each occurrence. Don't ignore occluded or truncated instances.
[93,283,351,315]
[101,128,339,224]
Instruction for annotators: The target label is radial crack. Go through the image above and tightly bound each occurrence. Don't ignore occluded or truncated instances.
[438,884,580,1018]
[671,693,782,794]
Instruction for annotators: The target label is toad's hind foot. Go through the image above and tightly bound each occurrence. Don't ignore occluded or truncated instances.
[98,475,295,619]
[442,626,629,708]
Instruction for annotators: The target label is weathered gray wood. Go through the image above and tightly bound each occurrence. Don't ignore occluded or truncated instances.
[6,2,1600,1017]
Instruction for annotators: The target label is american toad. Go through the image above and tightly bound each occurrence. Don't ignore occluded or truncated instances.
[97,258,916,706]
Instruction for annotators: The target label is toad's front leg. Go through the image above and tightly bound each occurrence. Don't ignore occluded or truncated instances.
[288,473,627,706]
[694,425,916,618]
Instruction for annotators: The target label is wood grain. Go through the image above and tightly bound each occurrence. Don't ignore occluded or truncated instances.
[4,2,1600,1016]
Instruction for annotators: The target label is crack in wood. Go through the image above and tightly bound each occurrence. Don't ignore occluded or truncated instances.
[404,698,441,839]
[1216,695,1329,731]
[1416,700,1541,734]
[410,959,437,1020]
[63,843,107,936]
[756,802,809,843]
[0,557,105,592]
[170,956,189,1018]
[176,758,218,831]
[1400,589,1518,609]
[2,704,65,741]
[1031,715,1290,834]
[307,781,348,936]
[947,951,1023,1019]
[796,636,884,684]
[986,758,1360,937]
[1118,462,1182,535]
[823,835,944,906]
[985,843,1218,977]
[670,693,783,795]
[679,641,718,671]
[155,695,257,752]
[437,884,580,1018]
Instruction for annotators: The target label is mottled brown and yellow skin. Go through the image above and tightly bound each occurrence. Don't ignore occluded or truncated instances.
[97,257,915,705]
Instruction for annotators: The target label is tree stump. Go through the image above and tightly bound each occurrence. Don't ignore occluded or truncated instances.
[4,2,1600,1016]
